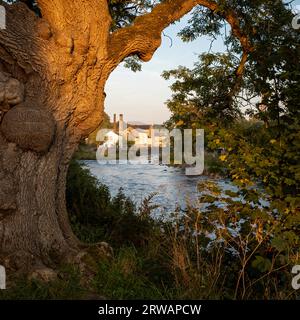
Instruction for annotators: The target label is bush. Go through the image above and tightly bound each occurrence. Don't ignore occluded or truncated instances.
[66,160,160,248]
[66,160,299,300]
[3,160,298,300]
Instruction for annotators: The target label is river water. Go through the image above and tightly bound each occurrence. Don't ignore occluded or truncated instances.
[83,160,235,216]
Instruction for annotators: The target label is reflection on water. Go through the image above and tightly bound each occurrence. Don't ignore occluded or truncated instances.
[83,160,235,215]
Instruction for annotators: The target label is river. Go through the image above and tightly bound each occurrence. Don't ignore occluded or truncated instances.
[82,160,235,216]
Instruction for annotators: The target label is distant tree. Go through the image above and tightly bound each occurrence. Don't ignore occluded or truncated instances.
[165,0,300,127]
[162,52,243,125]
[161,2,300,293]
[163,0,300,258]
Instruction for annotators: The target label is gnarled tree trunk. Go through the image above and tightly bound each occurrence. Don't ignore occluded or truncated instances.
[0,0,251,275]
[0,1,111,273]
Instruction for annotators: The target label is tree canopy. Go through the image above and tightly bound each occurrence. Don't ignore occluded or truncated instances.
[162,0,300,274]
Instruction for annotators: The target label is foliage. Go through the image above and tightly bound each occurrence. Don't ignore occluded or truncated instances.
[0,265,86,300]
[162,52,243,125]
[66,162,299,299]
[193,181,299,299]
[66,160,159,248]
[163,1,300,221]
[2,161,299,299]
[165,0,300,125]
[93,247,168,300]
[72,143,97,160]
[108,0,153,30]
[2,0,299,301]
[162,0,300,299]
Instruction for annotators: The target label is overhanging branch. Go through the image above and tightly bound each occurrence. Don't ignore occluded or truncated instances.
[108,0,253,68]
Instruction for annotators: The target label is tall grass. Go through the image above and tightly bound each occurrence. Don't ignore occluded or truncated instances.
[1,160,297,300]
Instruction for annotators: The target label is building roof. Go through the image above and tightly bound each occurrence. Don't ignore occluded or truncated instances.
[105,131,119,137]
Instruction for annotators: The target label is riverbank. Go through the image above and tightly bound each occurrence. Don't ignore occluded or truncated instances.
[1,160,295,300]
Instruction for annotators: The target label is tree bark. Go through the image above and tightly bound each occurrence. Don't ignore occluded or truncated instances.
[0,0,251,275]
[0,1,111,273]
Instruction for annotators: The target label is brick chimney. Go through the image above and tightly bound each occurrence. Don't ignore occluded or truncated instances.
[113,113,117,132]
[119,114,124,132]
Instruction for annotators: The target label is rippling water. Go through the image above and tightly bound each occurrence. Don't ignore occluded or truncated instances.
[82,160,235,215]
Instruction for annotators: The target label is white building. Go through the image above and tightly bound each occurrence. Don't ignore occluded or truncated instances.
[96,130,120,148]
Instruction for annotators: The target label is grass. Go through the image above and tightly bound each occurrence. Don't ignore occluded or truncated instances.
[1,160,297,300]
[0,265,86,300]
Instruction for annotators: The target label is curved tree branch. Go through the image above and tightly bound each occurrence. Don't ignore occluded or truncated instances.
[108,0,253,68]
[229,50,249,99]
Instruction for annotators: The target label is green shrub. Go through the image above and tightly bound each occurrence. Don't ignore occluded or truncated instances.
[65,160,299,300]
[66,160,160,248]
[93,247,167,300]
[3,160,297,300]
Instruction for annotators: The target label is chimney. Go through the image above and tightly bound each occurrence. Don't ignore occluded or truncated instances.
[113,113,117,132]
[119,114,124,132]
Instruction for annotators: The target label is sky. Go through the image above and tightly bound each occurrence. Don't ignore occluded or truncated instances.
[105,14,225,125]
[105,1,300,125]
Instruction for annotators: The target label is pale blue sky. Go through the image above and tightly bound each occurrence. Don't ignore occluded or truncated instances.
[105,1,300,124]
